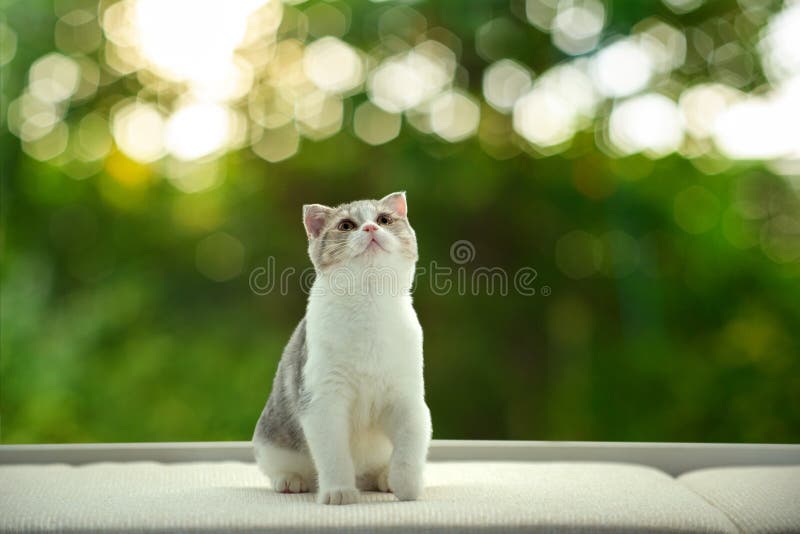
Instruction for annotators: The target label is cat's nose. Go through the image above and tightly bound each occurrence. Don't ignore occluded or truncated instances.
[362,223,378,233]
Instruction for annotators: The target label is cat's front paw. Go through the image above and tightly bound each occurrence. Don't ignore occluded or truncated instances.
[318,487,359,505]
[388,464,424,501]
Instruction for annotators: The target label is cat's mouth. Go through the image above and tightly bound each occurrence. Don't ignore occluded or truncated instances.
[363,237,388,253]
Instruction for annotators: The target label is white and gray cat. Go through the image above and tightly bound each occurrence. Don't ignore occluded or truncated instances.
[253,192,432,505]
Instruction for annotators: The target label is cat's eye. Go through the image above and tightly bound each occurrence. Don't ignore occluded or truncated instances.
[377,214,393,226]
[337,219,356,231]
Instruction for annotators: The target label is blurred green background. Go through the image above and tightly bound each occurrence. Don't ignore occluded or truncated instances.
[1,0,799,444]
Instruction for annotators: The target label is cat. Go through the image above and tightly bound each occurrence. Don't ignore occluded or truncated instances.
[252,192,432,505]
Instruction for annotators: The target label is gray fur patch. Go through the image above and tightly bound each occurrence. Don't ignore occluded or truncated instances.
[253,318,309,451]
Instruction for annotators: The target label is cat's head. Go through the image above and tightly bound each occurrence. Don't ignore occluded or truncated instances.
[303,192,418,271]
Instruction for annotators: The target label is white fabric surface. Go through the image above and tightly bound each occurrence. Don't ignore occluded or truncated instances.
[679,465,800,534]
[0,461,737,533]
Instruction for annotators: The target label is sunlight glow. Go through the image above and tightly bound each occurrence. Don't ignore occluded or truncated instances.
[430,90,480,142]
[537,63,598,124]
[28,53,81,103]
[252,124,300,162]
[111,101,166,163]
[483,59,533,113]
[525,0,559,32]
[353,102,402,145]
[7,92,61,142]
[609,93,683,157]
[367,42,455,113]
[551,0,605,55]
[303,37,364,94]
[679,83,741,140]
[0,21,17,66]
[713,87,800,160]
[512,62,596,150]
[165,102,231,161]
[295,92,344,141]
[8,0,798,171]
[759,2,800,83]
[133,0,267,100]
[591,39,653,98]
[513,86,576,149]
[23,122,69,162]
[662,0,703,15]
[636,19,686,73]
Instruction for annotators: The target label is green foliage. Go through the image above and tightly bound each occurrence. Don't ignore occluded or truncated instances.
[1,0,799,444]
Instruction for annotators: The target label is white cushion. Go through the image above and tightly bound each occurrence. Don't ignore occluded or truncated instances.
[0,461,736,532]
[679,466,800,533]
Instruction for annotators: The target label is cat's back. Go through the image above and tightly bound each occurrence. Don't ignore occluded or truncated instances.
[254,317,308,450]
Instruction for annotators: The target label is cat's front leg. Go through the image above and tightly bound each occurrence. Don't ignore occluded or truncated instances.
[300,393,359,505]
[382,397,432,501]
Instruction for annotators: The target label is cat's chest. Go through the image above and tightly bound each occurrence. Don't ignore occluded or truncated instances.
[306,294,421,365]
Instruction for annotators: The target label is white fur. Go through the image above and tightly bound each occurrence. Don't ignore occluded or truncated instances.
[302,237,432,504]
[254,441,316,492]
[258,201,432,505]
[310,211,431,503]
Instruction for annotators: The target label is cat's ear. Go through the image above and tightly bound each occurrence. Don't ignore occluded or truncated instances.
[303,204,332,239]
[380,191,407,217]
